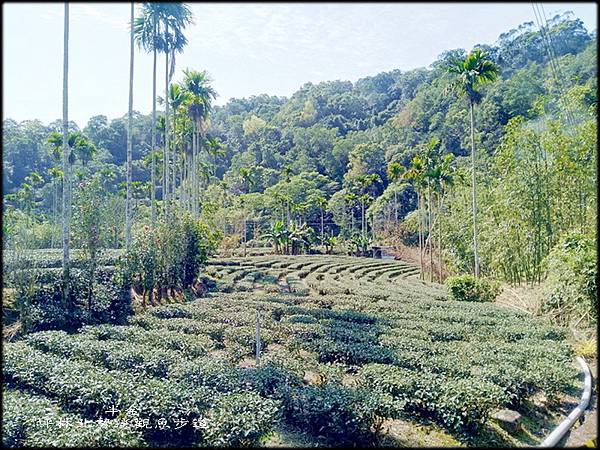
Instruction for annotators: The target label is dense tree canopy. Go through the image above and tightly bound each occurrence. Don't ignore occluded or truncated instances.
[3,13,596,287]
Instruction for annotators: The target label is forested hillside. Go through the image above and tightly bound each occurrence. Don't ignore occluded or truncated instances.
[3,11,596,324]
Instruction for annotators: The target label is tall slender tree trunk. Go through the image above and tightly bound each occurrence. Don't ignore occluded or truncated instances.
[394,189,398,222]
[61,3,70,304]
[469,99,480,277]
[417,191,424,280]
[52,178,58,248]
[182,149,187,211]
[125,2,134,248]
[172,111,177,208]
[163,28,170,218]
[427,184,433,282]
[150,23,157,224]
[372,213,376,241]
[192,124,197,217]
[197,128,203,217]
[437,192,443,283]
[361,201,365,239]
[320,208,324,244]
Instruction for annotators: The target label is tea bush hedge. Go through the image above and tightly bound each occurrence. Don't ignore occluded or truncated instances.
[2,255,578,446]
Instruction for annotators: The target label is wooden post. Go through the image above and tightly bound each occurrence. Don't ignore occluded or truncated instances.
[255,308,261,367]
[243,217,247,257]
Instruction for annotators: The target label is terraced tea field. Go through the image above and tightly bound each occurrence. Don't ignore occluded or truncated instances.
[206,254,432,297]
[3,255,582,447]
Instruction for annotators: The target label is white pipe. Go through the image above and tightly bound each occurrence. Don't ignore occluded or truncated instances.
[539,356,593,447]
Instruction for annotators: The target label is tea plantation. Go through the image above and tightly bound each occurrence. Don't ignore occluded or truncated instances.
[3,254,578,447]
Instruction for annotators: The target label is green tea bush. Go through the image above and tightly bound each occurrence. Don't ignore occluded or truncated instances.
[80,324,214,358]
[2,255,580,445]
[172,357,244,393]
[16,268,132,333]
[25,330,181,377]
[202,392,281,447]
[357,364,508,432]
[445,275,500,302]
[243,363,304,399]
[2,389,144,448]
[284,383,384,443]
[3,343,214,443]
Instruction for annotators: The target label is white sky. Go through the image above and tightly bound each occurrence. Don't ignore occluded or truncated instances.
[2,2,597,128]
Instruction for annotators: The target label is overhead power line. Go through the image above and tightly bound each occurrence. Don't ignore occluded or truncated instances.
[531,3,576,127]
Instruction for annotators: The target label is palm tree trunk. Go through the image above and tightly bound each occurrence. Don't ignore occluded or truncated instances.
[182,149,186,211]
[52,178,57,248]
[320,208,324,244]
[469,99,480,277]
[197,131,203,216]
[361,201,365,239]
[192,126,197,217]
[163,27,170,218]
[437,192,442,283]
[172,110,177,208]
[427,184,433,282]
[394,189,398,222]
[417,191,424,280]
[150,25,157,224]
[372,213,376,241]
[125,2,134,248]
[62,3,70,304]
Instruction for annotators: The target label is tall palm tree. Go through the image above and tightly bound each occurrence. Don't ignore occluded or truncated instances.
[354,174,379,239]
[134,3,167,224]
[48,130,97,254]
[47,167,63,248]
[387,161,405,223]
[47,131,96,166]
[160,3,193,218]
[166,82,188,204]
[446,48,499,277]
[126,2,135,248]
[182,69,217,217]
[422,138,442,282]
[429,153,459,282]
[403,155,427,279]
[314,195,328,244]
[61,2,70,303]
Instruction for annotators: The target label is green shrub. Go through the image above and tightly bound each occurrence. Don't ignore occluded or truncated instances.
[445,275,500,303]
[122,213,222,303]
[80,324,214,358]
[25,330,182,378]
[2,389,144,448]
[172,357,244,393]
[202,392,281,447]
[285,314,316,324]
[284,383,383,443]
[15,268,132,333]
[3,343,213,442]
[243,363,303,399]
[542,232,597,326]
